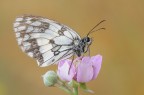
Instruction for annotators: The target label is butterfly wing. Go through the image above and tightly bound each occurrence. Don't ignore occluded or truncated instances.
[13,15,81,67]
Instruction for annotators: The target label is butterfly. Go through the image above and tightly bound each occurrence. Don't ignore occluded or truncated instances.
[13,15,105,67]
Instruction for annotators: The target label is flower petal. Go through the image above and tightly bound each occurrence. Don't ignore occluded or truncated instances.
[76,58,94,82]
[91,54,102,79]
[57,59,76,81]
[81,57,91,65]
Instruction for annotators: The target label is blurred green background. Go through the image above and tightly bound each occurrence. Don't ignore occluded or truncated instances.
[0,0,144,95]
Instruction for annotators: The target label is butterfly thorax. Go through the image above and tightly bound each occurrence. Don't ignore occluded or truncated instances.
[73,37,92,57]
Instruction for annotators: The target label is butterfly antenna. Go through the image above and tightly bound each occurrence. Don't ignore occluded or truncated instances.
[87,20,106,36]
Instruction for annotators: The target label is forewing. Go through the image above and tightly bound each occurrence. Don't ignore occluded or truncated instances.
[13,15,80,67]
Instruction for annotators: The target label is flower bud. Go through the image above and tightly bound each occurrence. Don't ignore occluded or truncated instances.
[42,71,58,86]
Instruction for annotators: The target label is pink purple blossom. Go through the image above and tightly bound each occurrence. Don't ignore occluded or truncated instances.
[57,59,76,81]
[57,54,102,83]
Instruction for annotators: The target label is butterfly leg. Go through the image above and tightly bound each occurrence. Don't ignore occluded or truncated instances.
[68,55,75,74]
[84,47,90,56]
[88,47,90,56]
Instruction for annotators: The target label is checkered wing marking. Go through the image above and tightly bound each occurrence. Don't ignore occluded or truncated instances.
[13,15,81,67]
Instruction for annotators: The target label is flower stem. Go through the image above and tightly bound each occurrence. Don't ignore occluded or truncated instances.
[72,81,78,95]
[58,85,73,95]
[56,80,73,95]
[73,85,78,95]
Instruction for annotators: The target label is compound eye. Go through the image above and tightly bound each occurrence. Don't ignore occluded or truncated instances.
[86,37,90,42]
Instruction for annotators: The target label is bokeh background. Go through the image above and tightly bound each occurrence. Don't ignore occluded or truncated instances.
[0,0,144,95]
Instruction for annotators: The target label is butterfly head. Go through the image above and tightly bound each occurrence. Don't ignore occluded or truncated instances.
[82,37,92,45]
[82,36,92,52]
[74,20,106,57]
[74,37,92,57]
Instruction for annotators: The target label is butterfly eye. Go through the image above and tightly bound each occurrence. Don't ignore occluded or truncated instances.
[86,37,90,42]
[84,37,90,42]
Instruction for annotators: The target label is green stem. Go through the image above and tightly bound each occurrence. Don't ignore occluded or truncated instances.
[73,85,78,95]
[56,80,73,95]
[58,85,73,95]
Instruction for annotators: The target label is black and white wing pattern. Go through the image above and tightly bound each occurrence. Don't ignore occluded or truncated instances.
[13,15,81,67]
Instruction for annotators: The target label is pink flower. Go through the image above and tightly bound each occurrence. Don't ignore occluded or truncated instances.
[75,55,102,82]
[57,55,102,83]
[57,59,76,81]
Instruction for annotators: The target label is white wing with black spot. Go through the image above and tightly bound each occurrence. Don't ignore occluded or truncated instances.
[13,15,81,67]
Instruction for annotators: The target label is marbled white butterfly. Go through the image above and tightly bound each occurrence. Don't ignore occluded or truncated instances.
[13,15,105,67]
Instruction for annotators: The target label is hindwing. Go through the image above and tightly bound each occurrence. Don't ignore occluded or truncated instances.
[13,15,81,67]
